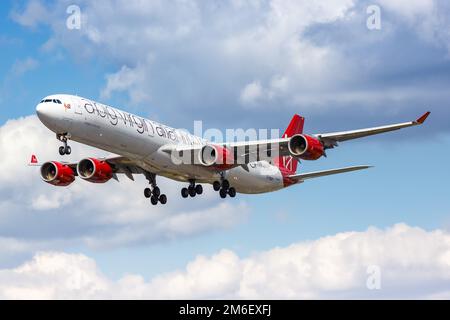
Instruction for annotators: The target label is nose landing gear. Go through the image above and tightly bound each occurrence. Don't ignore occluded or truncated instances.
[57,133,71,155]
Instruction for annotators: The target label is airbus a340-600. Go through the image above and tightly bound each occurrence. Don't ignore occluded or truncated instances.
[32,94,430,205]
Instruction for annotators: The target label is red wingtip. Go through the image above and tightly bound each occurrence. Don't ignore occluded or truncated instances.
[416,111,430,124]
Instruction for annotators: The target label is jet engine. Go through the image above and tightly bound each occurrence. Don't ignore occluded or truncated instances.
[198,145,234,170]
[40,161,75,186]
[288,134,325,160]
[77,158,113,183]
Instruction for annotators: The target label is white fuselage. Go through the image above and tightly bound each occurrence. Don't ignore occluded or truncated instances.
[36,94,285,194]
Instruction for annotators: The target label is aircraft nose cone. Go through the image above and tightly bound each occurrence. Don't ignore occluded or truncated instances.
[36,103,45,117]
[35,102,54,125]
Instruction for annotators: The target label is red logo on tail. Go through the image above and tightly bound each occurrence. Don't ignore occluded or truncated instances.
[274,114,304,175]
[30,155,38,164]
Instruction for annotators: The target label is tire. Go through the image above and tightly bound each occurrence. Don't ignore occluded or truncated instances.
[219,189,227,199]
[150,196,158,205]
[59,146,65,156]
[189,187,196,197]
[159,194,167,204]
[213,181,221,191]
[181,188,189,198]
[65,146,71,155]
[195,184,203,195]
[222,179,230,190]
[228,187,236,198]
[153,186,161,197]
[144,188,152,198]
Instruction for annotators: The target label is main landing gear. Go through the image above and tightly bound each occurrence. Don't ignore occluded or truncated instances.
[57,133,71,155]
[181,180,203,198]
[213,176,236,199]
[144,173,167,205]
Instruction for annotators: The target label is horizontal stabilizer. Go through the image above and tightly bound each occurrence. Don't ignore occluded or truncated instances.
[289,165,372,181]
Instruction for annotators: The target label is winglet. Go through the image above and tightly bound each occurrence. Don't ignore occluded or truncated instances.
[415,111,430,124]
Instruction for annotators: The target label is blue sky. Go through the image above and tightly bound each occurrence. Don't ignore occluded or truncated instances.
[0,0,450,298]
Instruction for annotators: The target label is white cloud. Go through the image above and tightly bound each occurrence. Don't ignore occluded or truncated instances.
[100,64,151,105]
[378,0,434,21]
[10,57,39,76]
[1,224,449,299]
[10,0,48,28]
[0,116,250,253]
[240,81,263,105]
[8,0,450,125]
[10,0,450,119]
[9,0,354,111]
[240,75,290,107]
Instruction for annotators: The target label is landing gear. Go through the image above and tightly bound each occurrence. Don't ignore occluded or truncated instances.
[57,134,71,155]
[144,173,167,205]
[159,194,167,205]
[213,181,221,191]
[181,180,203,199]
[213,174,237,199]
[150,196,158,205]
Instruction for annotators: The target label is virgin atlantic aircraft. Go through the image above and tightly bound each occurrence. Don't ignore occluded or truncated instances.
[32,94,430,205]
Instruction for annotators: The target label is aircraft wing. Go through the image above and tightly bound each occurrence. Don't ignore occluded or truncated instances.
[315,112,430,149]
[161,111,430,167]
[288,165,372,182]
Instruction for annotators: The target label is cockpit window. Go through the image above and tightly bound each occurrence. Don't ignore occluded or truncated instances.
[40,99,62,104]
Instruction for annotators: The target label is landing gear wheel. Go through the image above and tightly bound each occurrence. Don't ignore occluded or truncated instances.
[195,184,203,195]
[159,194,167,204]
[213,181,221,191]
[65,146,71,155]
[181,188,189,198]
[144,188,152,198]
[219,189,227,199]
[150,196,158,205]
[152,186,161,197]
[222,179,230,190]
[188,187,196,197]
[59,146,65,156]
[228,187,236,198]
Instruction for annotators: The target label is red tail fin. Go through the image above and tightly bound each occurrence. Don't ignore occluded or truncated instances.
[274,114,304,174]
[28,154,40,167]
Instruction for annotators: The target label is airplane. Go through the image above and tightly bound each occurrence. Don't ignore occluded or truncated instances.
[33,94,430,205]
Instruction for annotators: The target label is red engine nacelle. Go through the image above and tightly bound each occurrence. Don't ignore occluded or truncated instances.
[77,158,113,183]
[40,161,75,186]
[198,145,235,170]
[288,134,325,160]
